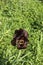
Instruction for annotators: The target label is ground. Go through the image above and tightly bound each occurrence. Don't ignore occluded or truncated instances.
[0,0,43,65]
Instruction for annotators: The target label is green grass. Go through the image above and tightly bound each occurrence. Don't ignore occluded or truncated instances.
[0,0,43,65]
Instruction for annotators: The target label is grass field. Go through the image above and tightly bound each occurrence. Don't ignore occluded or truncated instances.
[0,0,43,65]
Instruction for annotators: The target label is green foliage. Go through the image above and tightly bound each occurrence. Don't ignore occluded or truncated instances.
[0,0,43,65]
